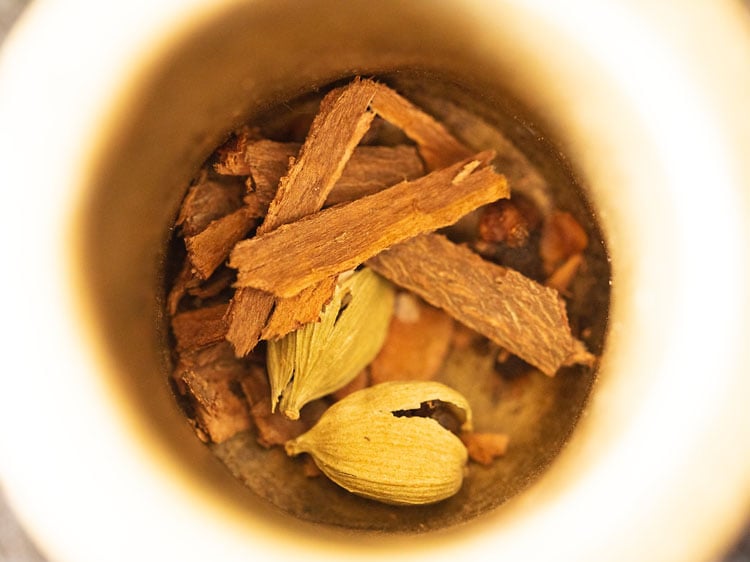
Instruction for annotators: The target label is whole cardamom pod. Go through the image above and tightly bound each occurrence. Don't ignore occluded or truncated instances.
[267,267,394,419]
[285,381,472,505]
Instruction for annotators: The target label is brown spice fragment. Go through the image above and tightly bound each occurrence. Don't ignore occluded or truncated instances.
[167,259,197,316]
[326,144,425,205]
[167,260,236,315]
[171,302,229,352]
[186,267,235,300]
[232,140,424,209]
[258,78,377,234]
[249,400,329,448]
[225,79,377,356]
[176,175,245,237]
[224,288,275,357]
[369,82,472,170]
[175,341,253,443]
[539,211,589,275]
[230,152,507,297]
[301,455,323,478]
[260,276,338,340]
[213,126,260,175]
[461,432,510,465]
[367,233,592,375]
[185,206,260,280]
[370,301,454,384]
[478,199,532,248]
[545,253,584,294]
[238,369,327,448]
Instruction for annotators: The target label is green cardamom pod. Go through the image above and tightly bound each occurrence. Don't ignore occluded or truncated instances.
[286,381,472,505]
[267,267,394,419]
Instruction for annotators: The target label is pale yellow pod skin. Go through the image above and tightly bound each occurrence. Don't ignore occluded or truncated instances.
[268,267,395,420]
[286,381,472,505]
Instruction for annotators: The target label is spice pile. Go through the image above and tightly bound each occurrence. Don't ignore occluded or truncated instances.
[167,77,597,506]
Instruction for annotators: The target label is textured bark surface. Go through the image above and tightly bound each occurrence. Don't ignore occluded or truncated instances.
[367,233,590,375]
[230,153,507,297]
[224,79,377,355]
[370,81,472,170]
[185,206,259,279]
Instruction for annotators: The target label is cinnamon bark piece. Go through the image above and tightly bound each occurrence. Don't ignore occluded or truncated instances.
[213,126,260,175]
[328,144,425,205]
[185,206,260,280]
[243,140,424,208]
[258,78,377,234]
[461,432,510,465]
[225,79,378,356]
[238,366,327,448]
[171,302,229,352]
[366,233,593,376]
[370,300,454,384]
[539,211,589,275]
[174,341,253,443]
[167,260,236,315]
[176,175,245,237]
[167,260,198,316]
[230,152,506,297]
[224,288,275,356]
[369,82,472,170]
[545,253,584,294]
[260,276,338,340]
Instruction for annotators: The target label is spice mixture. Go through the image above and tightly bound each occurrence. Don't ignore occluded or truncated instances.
[165,76,609,527]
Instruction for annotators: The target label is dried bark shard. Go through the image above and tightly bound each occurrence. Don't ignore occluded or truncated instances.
[167,260,197,316]
[174,341,253,443]
[171,302,229,352]
[167,259,236,315]
[539,211,589,275]
[370,300,454,384]
[176,175,245,237]
[366,233,592,375]
[248,399,328,449]
[258,78,377,234]
[213,126,260,175]
[461,432,510,465]
[369,82,472,170]
[260,276,338,340]
[224,288,275,357]
[243,140,297,204]
[185,206,260,280]
[545,253,584,294]
[238,368,327,448]
[225,79,378,355]
[230,152,507,297]
[242,140,425,208]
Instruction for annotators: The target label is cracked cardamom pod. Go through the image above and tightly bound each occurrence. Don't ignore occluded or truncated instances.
[267,267,394,420]
[285,381,473,505]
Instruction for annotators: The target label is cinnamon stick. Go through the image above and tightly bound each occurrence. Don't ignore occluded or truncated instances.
[366,233,592,375]
[224,78,378,356]
[171,302,230,353]
[258,78,377,233]
[230,152,508,297]
[227,140,424,208]
[185,206,260,279]
[369,81,472,170]
[240,140,424,340]
[260,276,338,340]
[176,175,245,237]
[174,341,253,443]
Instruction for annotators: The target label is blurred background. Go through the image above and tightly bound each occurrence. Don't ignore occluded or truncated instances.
[0,0,747,560]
